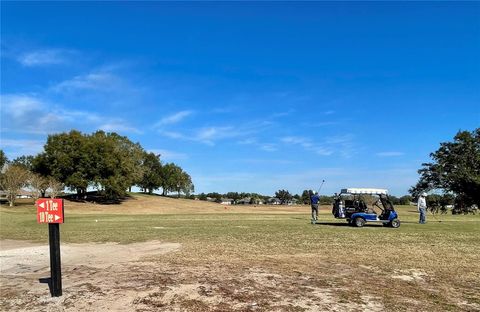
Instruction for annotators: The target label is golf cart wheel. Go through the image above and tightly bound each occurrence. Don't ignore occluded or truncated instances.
[354,217,365,228]
[390,218,401,228]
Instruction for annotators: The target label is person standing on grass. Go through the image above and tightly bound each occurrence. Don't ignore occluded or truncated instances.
[310,190,321,224]
[417,192,428,224]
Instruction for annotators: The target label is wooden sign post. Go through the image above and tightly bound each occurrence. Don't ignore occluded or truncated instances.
[37,198,64,297]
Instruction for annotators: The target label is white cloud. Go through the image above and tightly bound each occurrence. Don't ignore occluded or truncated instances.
[0,139,44,158]
[154,110,193,127]
[158,119,274,146]
[159,131,188,140]
[259,144,278,152]
[99,122,142,134]
[282,136,329,154]
[237,138,278,152]
[1,93,140,135]
[17,49,73,67]
[159,126,247,146]
[281,136,312,148]
[51,72,119,93]
[376,152,405,157]
[0,94,44,119]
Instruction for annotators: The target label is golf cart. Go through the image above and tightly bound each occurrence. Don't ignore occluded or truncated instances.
[332,188,400,228]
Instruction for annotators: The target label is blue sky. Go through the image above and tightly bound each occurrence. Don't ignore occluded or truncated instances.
[1,2,479,196]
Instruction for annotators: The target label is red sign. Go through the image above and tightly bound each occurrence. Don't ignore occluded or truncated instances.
[37,199,64,224]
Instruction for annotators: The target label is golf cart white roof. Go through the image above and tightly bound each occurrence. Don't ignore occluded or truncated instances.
[340,188,388,195]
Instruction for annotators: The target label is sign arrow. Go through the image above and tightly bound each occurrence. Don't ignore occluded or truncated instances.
[54,215,60,221]
[39,202,45,209]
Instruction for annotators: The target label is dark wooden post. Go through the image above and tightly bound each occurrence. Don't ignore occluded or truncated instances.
[48,223,62,296]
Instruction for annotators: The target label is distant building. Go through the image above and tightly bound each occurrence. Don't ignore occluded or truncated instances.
[237,197,251,205]
[268,197,281,205]
[220,198,234,205]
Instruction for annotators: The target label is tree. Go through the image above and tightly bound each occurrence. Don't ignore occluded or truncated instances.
[138,152,163,194]
[36,130,92,196]
[0,150,7,170]
[160,163,194,197]
[159,163,177,196]
[179,171,194,197]
[89,131,145,199]
[0,165,31,206]
[172,168,194,198]
[11,155,35,171]
[300,190,311,204]
[275,189,292,205]
[47,177,64,199]
[226,192,241,203]
[319,195,333,205]
[410,129,480,210]
[399,195,413,205]
[37,130,145,200]
[28,173,49,200]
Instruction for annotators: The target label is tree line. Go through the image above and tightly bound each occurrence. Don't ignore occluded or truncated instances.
[0,130,194,205]
[197,190,334,205]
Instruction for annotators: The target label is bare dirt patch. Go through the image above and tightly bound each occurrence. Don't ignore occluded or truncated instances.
[1,240,387,312]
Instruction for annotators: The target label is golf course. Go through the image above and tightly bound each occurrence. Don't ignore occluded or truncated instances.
[1,194,479,311]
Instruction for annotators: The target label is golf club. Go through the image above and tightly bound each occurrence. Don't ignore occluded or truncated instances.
[317,180,325,194]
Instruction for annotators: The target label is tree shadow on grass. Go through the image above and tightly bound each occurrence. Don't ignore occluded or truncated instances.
[63,191,131,205]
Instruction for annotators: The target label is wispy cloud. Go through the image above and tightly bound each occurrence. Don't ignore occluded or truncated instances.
[154,110,193,127]
[158,120,274,146]
[0,94,44,119]
[237,138,278,152]
[99,122,142,134]
[159,131,188,140]
[376,152,405,157]
[194,126,240,145]
[259,144,278,152]
[236,158,295,165]
[281,136,332,155]
[1,93,140,135]
[17,49,75,67]
[51,72,120,93]
[0,138,45,158]
[280,134,358,157]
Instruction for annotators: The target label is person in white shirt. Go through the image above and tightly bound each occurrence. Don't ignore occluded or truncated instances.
[417,192,428,224]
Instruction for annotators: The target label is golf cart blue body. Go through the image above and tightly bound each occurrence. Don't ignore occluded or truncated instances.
[332,188,400,228]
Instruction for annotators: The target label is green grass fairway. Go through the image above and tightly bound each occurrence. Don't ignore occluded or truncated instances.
[1,197,479,311]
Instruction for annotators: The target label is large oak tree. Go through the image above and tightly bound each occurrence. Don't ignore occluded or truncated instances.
[410,129,480,209]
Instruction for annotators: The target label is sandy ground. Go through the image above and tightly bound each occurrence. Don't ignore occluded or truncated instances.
[0,239,385,312]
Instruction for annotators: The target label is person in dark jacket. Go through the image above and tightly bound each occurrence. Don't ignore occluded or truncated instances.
[310,190,320,224]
